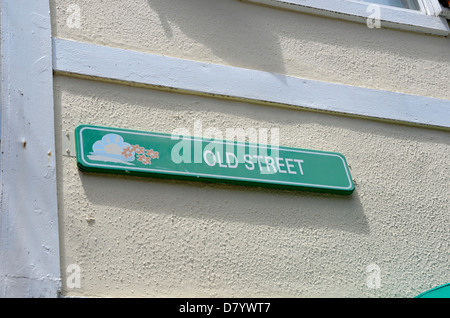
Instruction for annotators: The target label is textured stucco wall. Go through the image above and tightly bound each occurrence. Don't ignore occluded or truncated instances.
[51,0,450,100]
[54,77,449,298]
[51,0,450,297]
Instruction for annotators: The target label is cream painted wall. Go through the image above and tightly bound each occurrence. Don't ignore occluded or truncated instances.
[51,0,450,100]
[54,76,449,298]
[51,0,450,297]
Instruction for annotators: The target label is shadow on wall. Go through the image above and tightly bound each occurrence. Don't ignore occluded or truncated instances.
[147,0,287,77]
[78,170,370,235]
[52,77,374,237]
[53,76,449,242]
[148,0,450,93]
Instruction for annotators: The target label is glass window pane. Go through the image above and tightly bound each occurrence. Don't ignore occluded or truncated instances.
[358,0,420,10]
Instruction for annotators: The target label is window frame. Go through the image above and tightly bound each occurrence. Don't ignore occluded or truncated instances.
[243,0,450,36]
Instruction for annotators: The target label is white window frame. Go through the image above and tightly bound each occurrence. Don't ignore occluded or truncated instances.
[243,0,450,36]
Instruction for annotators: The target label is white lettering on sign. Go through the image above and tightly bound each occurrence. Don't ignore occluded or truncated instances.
[204,150,304,175]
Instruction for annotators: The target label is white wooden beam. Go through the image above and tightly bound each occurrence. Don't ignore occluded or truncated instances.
[53,38,450,130]
[0,0,61,297]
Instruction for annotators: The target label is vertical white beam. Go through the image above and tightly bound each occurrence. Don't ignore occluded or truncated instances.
[0,0,61,297]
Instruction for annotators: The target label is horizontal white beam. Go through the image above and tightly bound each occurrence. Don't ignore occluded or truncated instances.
[53,38,450,130]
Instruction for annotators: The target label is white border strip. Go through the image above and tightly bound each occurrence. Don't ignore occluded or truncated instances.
[0,0,61,297]
[53,38,450,130]
[244,0,450,36]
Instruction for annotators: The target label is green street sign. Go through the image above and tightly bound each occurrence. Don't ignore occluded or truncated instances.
[75,125,355,194]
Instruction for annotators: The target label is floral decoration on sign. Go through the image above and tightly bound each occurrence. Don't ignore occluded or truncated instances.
[88,133,159,166]
[122,144,159,165]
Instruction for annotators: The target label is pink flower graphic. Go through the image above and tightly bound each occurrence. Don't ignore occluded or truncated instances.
[137,153,152,165]
[146,149,159,159]
[134,146,145,155]
[122,143,159,165]
[121,146,134,159]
